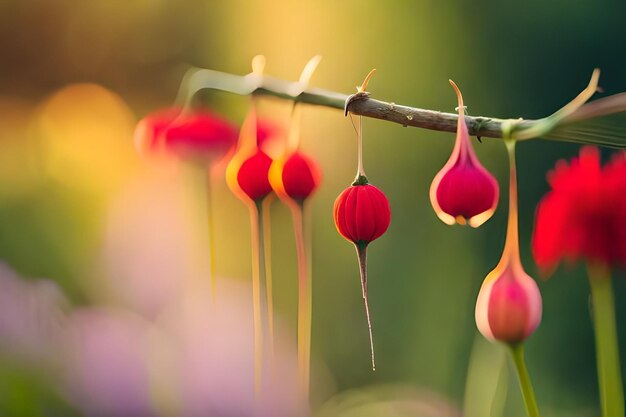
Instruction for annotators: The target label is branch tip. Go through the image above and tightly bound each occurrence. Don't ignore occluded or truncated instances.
[251,55,266,76]
[449,79,465,118]
[358,69,377,93]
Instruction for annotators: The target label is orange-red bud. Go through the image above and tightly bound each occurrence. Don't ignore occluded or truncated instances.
[270,152,321,202]
[236,149,274,202]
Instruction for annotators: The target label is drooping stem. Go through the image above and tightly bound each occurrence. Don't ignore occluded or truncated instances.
[357,115,365,178]
[287,56,322,153]
[588,263,624,417]
[503,139,521,267]
[510,344,540,417]
[249,201,271,394]
[355,242,376,371]
[262,196,275,363]
[291,201,312,398]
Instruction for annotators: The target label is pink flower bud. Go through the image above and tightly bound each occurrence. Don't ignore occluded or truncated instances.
[475,259,542,344]
[430,81,499,227]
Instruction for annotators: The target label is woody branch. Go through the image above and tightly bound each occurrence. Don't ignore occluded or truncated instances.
[178,67,626,145]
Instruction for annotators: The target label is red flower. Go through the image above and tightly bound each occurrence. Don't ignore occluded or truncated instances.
[164,111,238,162]
[236,149,274,202]
[269,152,321,202]
[532,146,626,271]
[430,81,499,227]
[134,108,238,163]
[334,183,390,245]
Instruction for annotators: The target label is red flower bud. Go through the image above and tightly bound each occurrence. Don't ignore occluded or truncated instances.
[269,152,321,202]
[430,81,499,227]
[334,182,391,245]
[476,140,542,345]
[475,260,542,344]
[236,149,274,202]
[134,108,238,164]
[163,111,238,162]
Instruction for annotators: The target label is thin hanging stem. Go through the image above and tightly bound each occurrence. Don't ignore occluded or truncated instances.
[355,242,376,371]
[588,263,624,417]
[286,56,322,153]
[357,115,365,178]
[287,104,302,153]
[248,204,263,394]
[262,196,275,363]
[249,201,271,394]
[502,139,521,267]
[510,344,540,417]
[291,201,312,398]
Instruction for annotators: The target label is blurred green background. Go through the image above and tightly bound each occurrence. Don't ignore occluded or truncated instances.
[0,1,625,416]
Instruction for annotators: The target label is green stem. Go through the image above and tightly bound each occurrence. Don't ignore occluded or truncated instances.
[588,264,624,417]
[510,344,540,417]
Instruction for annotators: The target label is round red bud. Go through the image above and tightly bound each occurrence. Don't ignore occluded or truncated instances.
[334,182,391,245]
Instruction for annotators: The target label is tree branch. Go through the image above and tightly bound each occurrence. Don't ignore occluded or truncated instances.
[179,67,626,147]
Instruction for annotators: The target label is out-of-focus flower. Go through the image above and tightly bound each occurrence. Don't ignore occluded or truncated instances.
[236,149,274,202]
[269,151,321,203]
[430,81,499,227]
[532,146,626,272]
[62,308,156,417]
[135,108,238,164]
[38,83,137,193]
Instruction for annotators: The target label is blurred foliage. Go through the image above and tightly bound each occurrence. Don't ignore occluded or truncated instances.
[0,0,625,416]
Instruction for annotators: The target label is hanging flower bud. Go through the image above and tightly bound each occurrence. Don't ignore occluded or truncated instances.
[236,149,274,202]
[332,68,391,371]
[334,180,391,246]
[475,140,542,344]
[430,81,499,227]
[134,108,238,164]
[269,152,321,203]
[163,110,238,163]
[475,259,542,344]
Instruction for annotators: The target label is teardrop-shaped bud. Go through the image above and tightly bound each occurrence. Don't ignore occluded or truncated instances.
[475,260,542,344]
[269,152,321,202]
[430,81,499,227]
[162,110,238,163]
[334,183,391,245]
[236,149,274,202]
